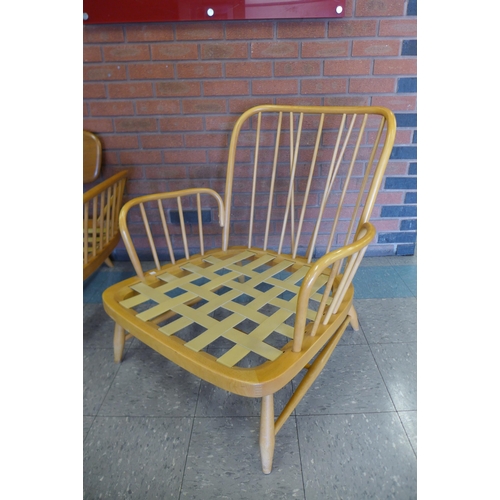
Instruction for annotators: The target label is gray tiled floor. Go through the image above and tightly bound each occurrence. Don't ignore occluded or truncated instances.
[83,252,417,499]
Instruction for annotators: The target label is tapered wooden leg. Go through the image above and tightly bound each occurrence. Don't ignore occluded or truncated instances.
[260,394,275,475]
[113,323,125,363]
[348,305,360,331]
[104,257,114,268]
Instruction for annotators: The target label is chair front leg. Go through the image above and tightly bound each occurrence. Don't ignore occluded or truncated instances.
[113,322,125,363]
[260,393,275,474]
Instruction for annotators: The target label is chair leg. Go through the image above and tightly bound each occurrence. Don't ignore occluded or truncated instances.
[104,257,114,268]
[260,394,275,475]
[113,323,125,363]
[348,305,360,331]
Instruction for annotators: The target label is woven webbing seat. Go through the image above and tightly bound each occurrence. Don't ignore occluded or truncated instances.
[102,105,396,474]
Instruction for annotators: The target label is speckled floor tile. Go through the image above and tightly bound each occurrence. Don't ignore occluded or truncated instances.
[371,343,417,411]
[180,417,304,499]
[394,265,417,296]
[196,381,294,418]
[83,416,192,499]
[195,348,293,417]
[84,416,94,441]
[399,411,417,456]
[355,298,417,343]
[338,321,368,345]
[297,413,417,500]
[83,274,100,303]
[83,270,135,304]
[293,345,394,415]
[84,348,121,416]
[83,303,117,348]
[98,348,200,417]
[128,335,148,349]
[352,267,414,298]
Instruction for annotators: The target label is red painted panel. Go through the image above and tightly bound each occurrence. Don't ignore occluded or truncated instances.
[83,0,345,24]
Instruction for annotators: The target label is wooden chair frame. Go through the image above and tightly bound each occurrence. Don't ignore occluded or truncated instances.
[84,130,102,184]
[102,105,396,473]
[83,130,128,280]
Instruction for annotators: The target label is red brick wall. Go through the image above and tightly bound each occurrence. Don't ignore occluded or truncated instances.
[83,0,417,257]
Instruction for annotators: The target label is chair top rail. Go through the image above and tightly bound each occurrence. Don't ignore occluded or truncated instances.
[222,104,396,254]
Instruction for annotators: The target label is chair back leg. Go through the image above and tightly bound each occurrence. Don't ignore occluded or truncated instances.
[348,305,360,331]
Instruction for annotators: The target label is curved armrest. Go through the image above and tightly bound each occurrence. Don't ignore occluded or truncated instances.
[292,222,376,352]
[118,187,225,280]
[83,170,128,205]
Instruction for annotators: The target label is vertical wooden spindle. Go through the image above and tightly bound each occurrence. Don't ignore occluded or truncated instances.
[249,112,262,248]
[140,202,161,270]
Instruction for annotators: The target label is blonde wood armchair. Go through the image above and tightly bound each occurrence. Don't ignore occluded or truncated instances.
[83,131,127,280]
[102,105,396,473]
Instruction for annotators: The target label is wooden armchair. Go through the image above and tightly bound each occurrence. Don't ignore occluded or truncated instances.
[102,105,396,473]
[83,131,127,280]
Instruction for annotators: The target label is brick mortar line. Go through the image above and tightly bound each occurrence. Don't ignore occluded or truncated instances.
[84,24,416,44]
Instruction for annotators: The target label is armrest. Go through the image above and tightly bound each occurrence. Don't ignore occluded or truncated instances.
[292,222,376,352]
[83,170,128,205]
[118,188,225,280]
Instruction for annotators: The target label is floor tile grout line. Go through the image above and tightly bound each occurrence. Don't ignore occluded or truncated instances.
[294,409,401,418]
[294,413,308,500]
[362,330,417,453]
[396,410,417,458]
[85,409,409,419]
[356,316,370,347]
[363,340,418,346]
[362,328,399,413]
[352,264,416,300]
[93,348,127,420]
[392,264,417,298]
[83,346,127,444]
[177,377,203,500]
[83,414,98,444]
[84,413,200,419]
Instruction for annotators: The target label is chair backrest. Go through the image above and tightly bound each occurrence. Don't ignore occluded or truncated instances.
[223,105,396,261]
[118,105,395,280]
[83,130,102,183]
